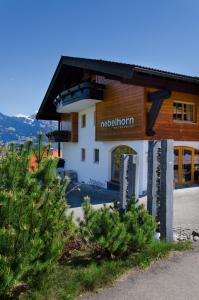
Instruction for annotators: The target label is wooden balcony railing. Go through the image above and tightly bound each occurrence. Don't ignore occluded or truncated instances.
[54,81,104,112]
[46,130,71,142]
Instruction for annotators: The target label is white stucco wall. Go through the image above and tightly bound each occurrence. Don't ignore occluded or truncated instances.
[62,105,199,195]
[62,105,148,195]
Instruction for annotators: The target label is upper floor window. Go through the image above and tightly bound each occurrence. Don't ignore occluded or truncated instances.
[173,102,195,123]
[61,120,71,131]
[94,149,99,163]
[93,111,96,126]
[81,114,86,128]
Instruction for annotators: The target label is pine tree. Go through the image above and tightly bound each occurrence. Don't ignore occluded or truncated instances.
[122,197,157,251]
[0,134,69,297]
[79,197,130,258]
[79,197,156,258]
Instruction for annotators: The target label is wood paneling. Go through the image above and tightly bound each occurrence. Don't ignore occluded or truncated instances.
[96,78,145,141]
[61,113,78,142]
[144,88,199,141]
[61,76,199,142]
[71,112,78,142]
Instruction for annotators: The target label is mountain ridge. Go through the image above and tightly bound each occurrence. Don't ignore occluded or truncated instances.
[0,112,57,143]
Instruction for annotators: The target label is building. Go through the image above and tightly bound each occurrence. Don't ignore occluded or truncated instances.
[37,56,199,195]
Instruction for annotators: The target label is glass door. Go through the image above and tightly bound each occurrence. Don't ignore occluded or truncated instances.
[194,149,199,181]
[174,149,179,183]
[174,147,195,185]
[181,148,193,183]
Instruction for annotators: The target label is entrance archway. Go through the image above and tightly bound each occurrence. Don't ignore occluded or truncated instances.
[111,145,137,183]
[174,146,199,185]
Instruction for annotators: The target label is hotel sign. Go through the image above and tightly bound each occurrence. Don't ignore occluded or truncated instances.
[100,116,135,128]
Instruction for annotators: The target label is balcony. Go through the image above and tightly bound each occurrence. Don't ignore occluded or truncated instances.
[55,81,104,113]
[46,130,71,142]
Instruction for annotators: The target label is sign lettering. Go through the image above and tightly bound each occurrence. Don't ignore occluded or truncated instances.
[100,117,135,128]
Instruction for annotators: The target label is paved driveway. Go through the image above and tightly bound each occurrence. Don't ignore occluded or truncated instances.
[77,187,199,300]
[69,186,199,232]
[173,187,199,230]
[67,183,119,208]
[80,249,199,300]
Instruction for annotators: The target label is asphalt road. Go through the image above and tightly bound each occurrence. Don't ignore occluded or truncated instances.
[76,187,199,300]
[80,248,199,300]
[173,187,199,230]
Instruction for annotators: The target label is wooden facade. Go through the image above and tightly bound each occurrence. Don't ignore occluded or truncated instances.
[93,76,199,142]
[145,88,199,141]
[37,56,199,143]
[61,112,78,142]
[37,56,199,187]
[57,76,199,142]
[95,78,145,141]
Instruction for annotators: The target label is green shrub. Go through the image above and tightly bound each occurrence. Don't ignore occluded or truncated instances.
[0,136,70,297]
[79,198,130,258]
[80,197,156,258]
[122,198,157,251]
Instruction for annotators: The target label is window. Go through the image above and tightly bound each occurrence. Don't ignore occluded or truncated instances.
[174,146,199,184]
[81,148,86,161]
[93,111,96,126]
[173,102,195,122]
[81,114,86,128]
[94,149,99,163]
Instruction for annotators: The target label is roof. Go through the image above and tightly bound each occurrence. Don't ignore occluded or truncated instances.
[37,56,199,120]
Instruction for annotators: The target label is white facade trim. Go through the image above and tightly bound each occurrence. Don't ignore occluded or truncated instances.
[62,105,148,194]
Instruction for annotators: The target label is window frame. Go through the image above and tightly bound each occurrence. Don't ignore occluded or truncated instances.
[81,148,86,161]
[81,114,86,128]
[93,148,99,164]
[93,111,96,126]
[173,101,196,123]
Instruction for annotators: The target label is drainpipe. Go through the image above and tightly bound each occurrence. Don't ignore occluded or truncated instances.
[58,120,61,157]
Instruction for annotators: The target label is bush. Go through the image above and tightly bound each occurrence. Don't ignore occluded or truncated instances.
[122,198,157,251]
[79,197,156,258]
[0,137,70,297]
[79,198,130,258]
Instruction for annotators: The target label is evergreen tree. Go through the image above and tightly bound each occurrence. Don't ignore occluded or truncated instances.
[80,197,156,258]
[0,134,69,297]
[123,197,157,251]
[79,197,130,258]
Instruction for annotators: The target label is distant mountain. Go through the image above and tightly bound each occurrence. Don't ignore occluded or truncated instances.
[0,112,57,143]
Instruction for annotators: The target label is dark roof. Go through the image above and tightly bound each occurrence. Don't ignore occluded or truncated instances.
[37,56,199,120]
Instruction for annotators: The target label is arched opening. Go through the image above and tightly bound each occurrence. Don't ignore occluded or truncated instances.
[174,146,199,185]
[111,145,137,183]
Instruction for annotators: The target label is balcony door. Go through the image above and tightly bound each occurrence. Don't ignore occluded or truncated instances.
[174,146,199,185]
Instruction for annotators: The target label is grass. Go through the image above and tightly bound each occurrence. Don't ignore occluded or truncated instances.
[21,240,191,300]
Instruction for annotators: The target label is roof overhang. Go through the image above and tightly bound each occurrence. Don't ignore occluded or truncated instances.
[37,56,199,120]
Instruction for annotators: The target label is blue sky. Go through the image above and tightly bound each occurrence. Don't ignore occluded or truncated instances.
[0,0,199,116]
